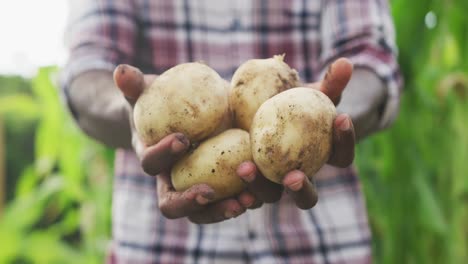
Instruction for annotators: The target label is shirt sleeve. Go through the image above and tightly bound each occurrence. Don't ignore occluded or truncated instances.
[60,0,137,116]
[320,0,403,129]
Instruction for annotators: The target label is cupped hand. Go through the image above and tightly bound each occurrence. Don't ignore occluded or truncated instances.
[237,58,356,210]
[113,64,255,224]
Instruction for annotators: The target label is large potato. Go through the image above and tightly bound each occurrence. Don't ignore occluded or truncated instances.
[134,62,229,145]
[230,54,300,131]
[251,88,336,183]
[171,129,250,201]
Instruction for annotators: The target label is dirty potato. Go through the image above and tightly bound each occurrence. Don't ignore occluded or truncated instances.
[133,62,229,145]
[230,54,300,131]
[250,88,336,184]
[171,129,250,201]
[209,80,234,137]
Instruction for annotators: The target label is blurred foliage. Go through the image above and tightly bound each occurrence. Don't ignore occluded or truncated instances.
[0,76,38,200]
[0,68,114,263]
[0,1,467,264]
[355,0,468,263]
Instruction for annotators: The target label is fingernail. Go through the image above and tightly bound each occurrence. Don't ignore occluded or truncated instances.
[242,196,254,208]
[224,211,235,219]
[196,195,211,205]
[172,135,189,153]
[175,133,190,146]
[171,140,187,153]
[340,118,351,131]
[242,173,256,183]
[337,115,351,131]
[288,180,303,191]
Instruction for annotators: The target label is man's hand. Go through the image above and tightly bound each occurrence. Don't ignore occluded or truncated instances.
[237,58,356,210]
[113,65,257,224]
[114,57,355,220]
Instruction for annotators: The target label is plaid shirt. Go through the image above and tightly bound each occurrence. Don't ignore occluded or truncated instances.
[63,1,401,263]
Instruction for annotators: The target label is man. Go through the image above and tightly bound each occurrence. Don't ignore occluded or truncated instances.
[62,0,401,263]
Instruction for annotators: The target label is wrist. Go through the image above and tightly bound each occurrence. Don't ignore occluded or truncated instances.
[336,68,387,140]
[69,70,133,148]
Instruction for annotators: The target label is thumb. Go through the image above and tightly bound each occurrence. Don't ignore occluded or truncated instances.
[320,58,353,105]
[114,64,145,105]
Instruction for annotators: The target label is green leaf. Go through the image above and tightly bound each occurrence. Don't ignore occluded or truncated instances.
[413,173,447,235]
[0,94,40,120]
[1,176,63,231]
[22,231,85,264]
[15,166,39,198]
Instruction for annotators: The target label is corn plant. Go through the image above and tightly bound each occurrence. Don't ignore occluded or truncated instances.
[356,1,468,263]
[0,68,114,264]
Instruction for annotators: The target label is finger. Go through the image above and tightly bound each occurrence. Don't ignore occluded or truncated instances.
[157,173,215,219]
[237,161,283,203]
[328,114,355,167]
[283,170,318,210]
[188,199,246,224]
[141,133,190,175]
[237,191,263,210]
[113,64,145,105]
[320,58,353,105]
[132,131,146,160]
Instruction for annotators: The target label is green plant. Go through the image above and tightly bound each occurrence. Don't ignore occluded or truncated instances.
[356,1,468,263]
[0,76,39,201]
[0,68,114,264]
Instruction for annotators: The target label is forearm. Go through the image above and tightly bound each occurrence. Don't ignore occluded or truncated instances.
[68,70,132,149]
[337,68,387,141]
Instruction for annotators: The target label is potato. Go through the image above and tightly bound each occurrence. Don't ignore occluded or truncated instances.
[250,88,336,183]
[230,54,300,131]
[171,129,250,201]
[133,62,229,145]
[209,80,233,137]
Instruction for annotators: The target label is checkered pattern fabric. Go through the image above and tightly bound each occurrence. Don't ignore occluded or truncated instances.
[62,1,401,263]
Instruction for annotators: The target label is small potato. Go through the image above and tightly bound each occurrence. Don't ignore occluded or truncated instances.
[230,54,300,131]
[171,129,250,201]
[251,88,336,184]
[134,62,229,145]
